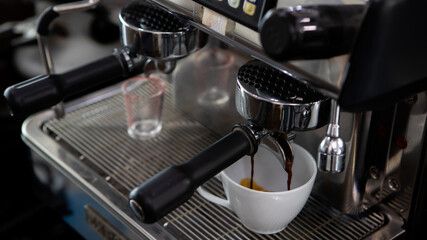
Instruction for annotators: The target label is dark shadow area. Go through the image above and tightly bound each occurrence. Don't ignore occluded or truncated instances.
[0,1,84,239]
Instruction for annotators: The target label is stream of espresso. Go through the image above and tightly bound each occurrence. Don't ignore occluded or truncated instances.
[285,156,293,191]
[250,154,254,189]
[240,153,293,191]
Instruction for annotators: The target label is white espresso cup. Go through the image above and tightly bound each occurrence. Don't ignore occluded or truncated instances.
[197,143,317,234]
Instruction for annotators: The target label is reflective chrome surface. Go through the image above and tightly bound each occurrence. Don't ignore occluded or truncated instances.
[119,0,206,60]
[18,1,426,239]
[53,0,100,15]
[235,61,331,133]
[151,0,367,98]
[22,80,405,239]
[318,100,346,173]
[314,92,427,215]
[36,0,102,118]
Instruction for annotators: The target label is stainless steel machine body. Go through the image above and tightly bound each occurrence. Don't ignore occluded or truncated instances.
[150,0,427,220]
[23,80,405,240]
[17,0,427,239]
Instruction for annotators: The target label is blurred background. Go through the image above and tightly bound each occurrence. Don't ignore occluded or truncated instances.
[0,0,125,239]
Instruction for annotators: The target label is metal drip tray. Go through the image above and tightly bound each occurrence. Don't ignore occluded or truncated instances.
[22,81,402,240]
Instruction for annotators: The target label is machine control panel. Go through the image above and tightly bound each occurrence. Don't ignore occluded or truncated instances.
[193,0,277,30]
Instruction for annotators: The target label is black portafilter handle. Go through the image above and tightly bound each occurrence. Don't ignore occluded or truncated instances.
[259,4,366,61]
[129,125,258,224]
[4,51,135,118]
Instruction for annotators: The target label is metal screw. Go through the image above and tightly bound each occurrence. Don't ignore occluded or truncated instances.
[388,178,400,191]
[369,166,379,180]
[405,95,417,104]
[361,202,369,211]
[129,200,145,221]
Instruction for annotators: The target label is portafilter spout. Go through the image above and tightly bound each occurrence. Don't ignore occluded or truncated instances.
[4,0,206,119]
[235,60,331,173]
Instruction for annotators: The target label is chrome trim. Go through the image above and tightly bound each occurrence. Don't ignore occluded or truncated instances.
[21,86,166,240]
[36,35,54,74]
[119,1,206,60]
[318,100,346,173]
[53,0,100,15]
[21,81,405,239]
[235,79,331,132]
[150,0,351,98]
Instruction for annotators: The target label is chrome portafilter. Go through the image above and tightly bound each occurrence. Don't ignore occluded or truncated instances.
[4,0,207,119]
[119,0,207,61]
[317,100,346,173]
[235,60,331,132]
[235,60,331,175]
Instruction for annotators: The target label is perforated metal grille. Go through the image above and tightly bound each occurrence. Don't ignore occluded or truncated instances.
[43,82,385,240]
[238,60,326,103]
[121,0,187,32]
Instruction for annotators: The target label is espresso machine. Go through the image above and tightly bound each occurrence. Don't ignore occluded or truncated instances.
[4,0,427,239]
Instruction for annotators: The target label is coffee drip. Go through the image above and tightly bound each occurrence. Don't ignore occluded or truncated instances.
[240,154,271,192]
[240,151,293,192]
[240,178,267,192]
[235,60,330,193]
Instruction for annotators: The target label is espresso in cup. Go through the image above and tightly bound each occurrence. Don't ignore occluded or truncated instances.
[240,152,293,192]
[240,178,268,192]
[197,144,317,234]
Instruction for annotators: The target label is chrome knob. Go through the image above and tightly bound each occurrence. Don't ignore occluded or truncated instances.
[318,100,345,173]
[129,199,144,221]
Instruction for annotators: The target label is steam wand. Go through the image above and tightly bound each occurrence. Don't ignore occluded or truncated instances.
[36,0,101,118]
[317,99,346,173]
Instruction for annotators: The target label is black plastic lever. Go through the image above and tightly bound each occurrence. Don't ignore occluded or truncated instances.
[4,54,131,118]
[128,127,256,224]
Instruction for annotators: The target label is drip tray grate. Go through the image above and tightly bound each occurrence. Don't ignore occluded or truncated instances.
[43,82,385,239]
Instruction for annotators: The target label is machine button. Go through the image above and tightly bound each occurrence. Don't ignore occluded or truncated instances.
[228,0,240,8]
[243,0,256,16]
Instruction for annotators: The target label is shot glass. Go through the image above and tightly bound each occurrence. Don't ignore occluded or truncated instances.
[195,48,234,106]
[122,76,166,140]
